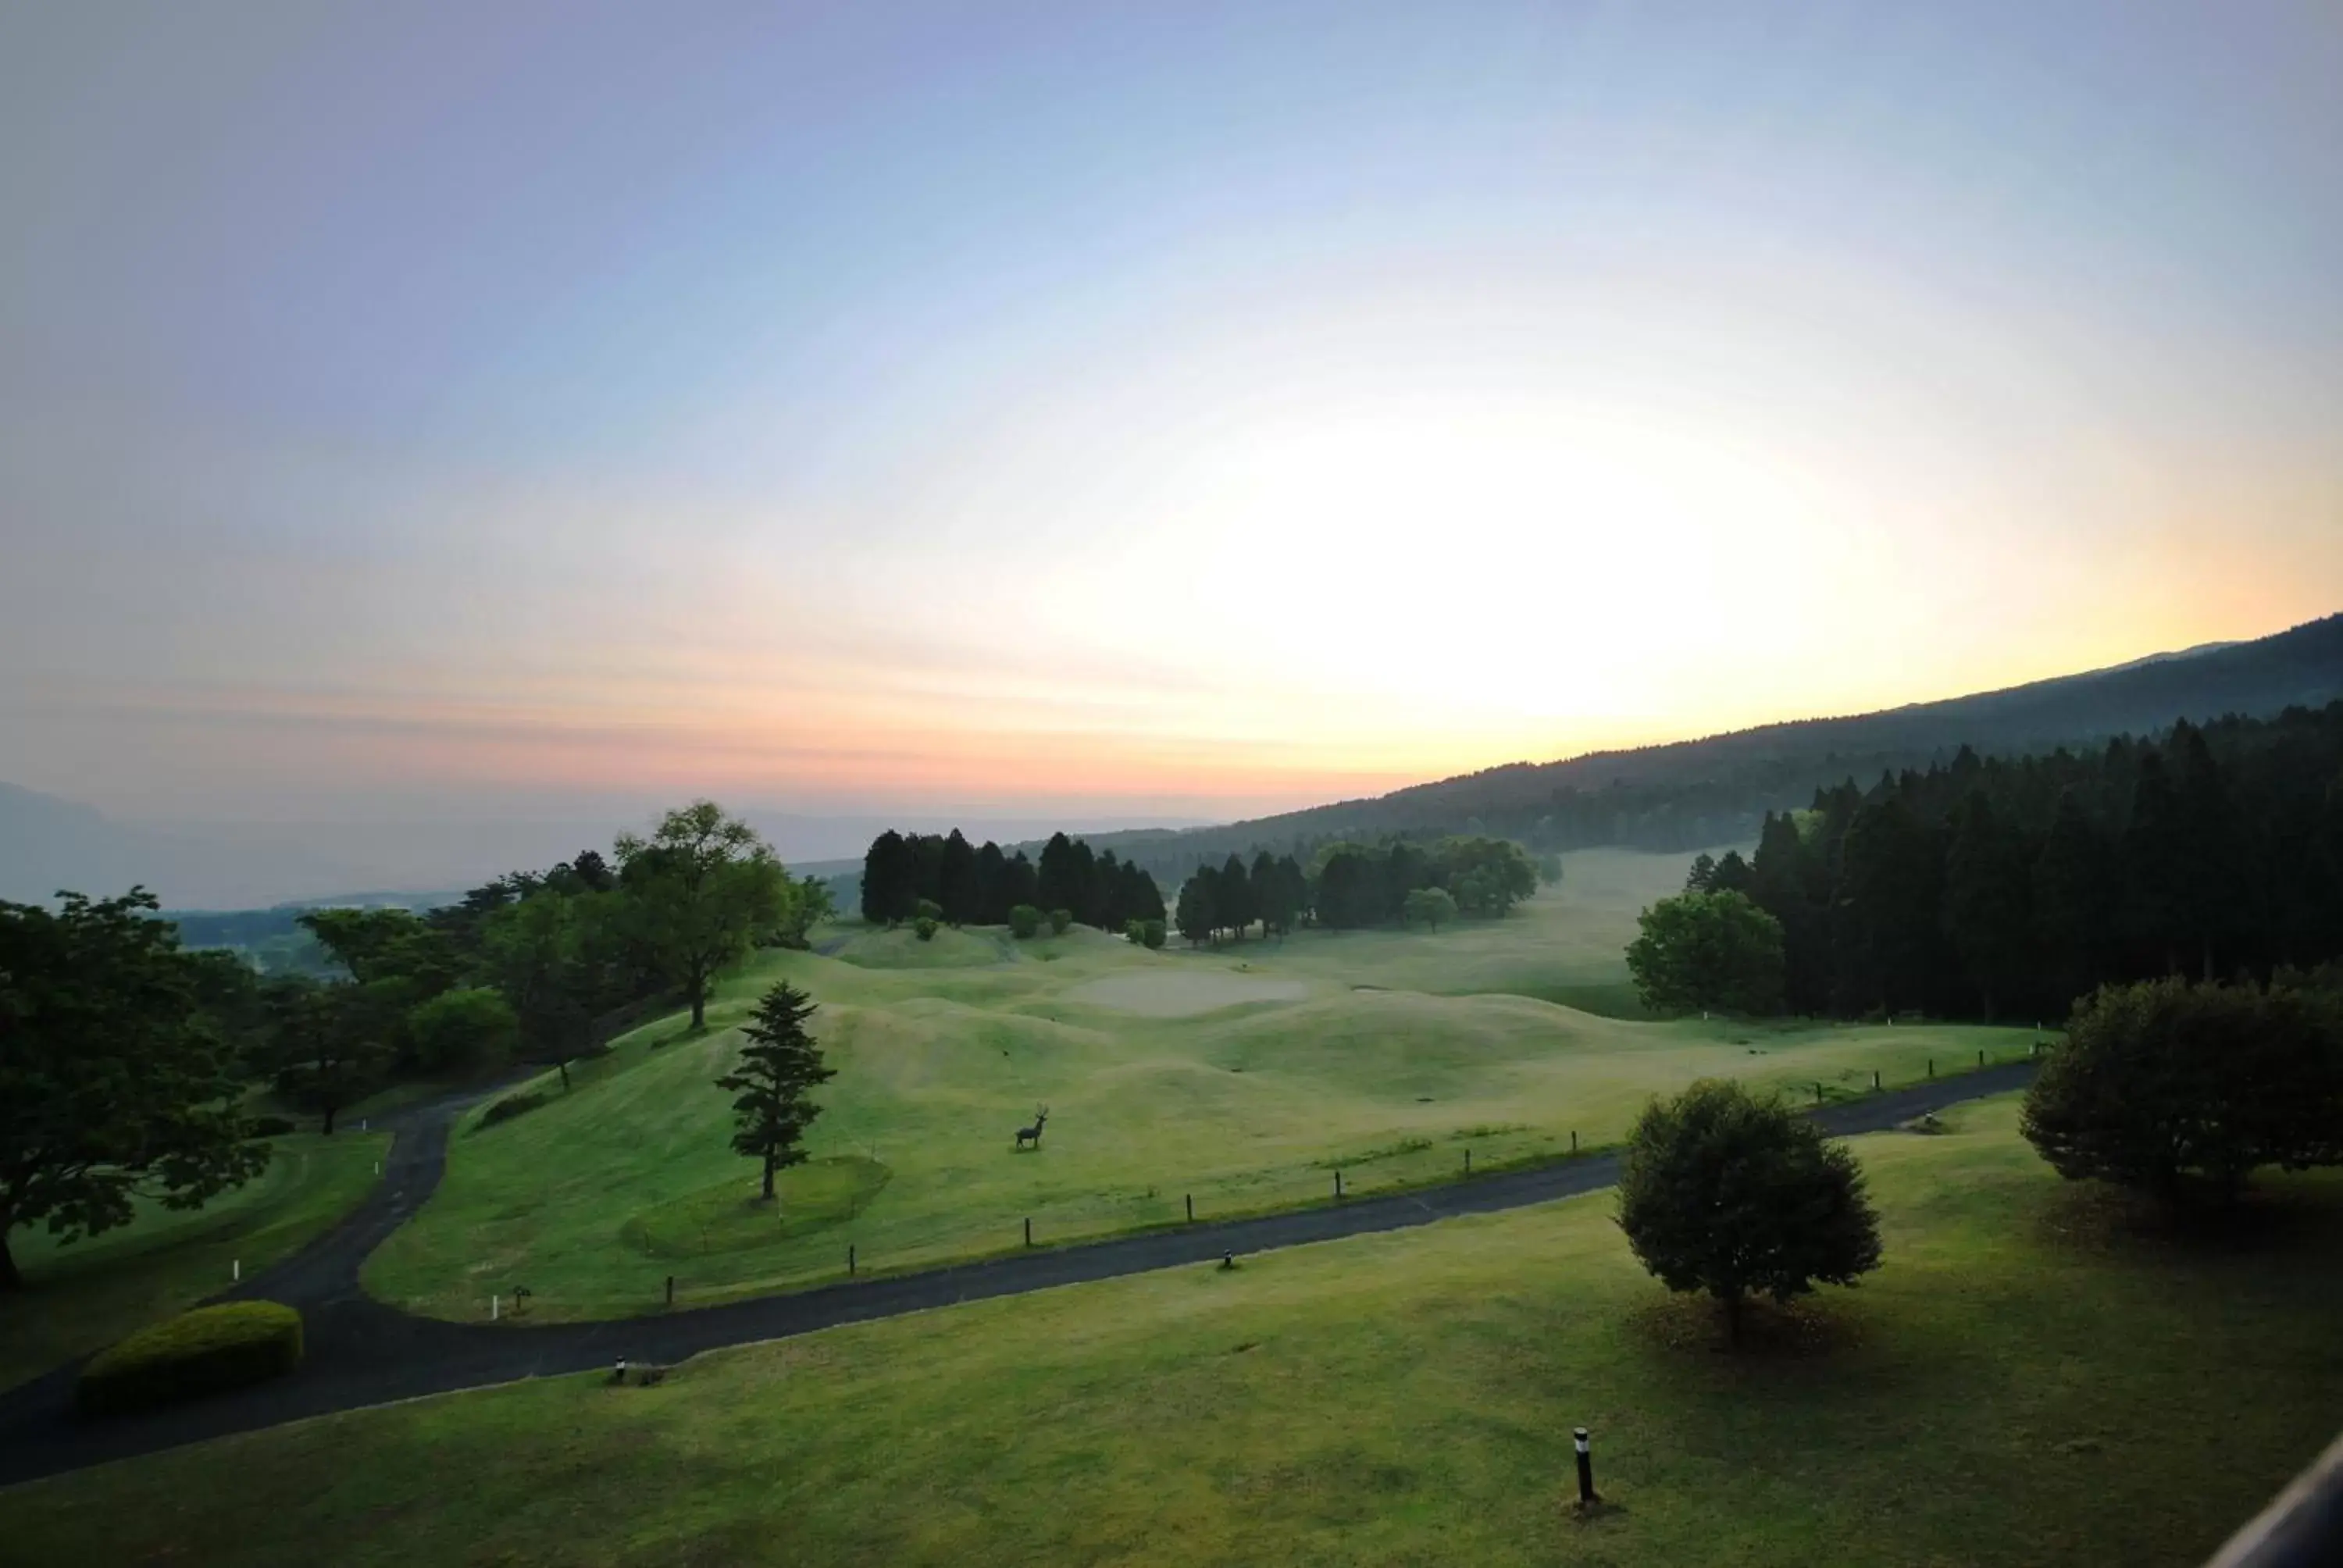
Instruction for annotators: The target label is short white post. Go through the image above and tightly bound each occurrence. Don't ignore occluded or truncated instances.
[491,1293,500,1321]
[232,1258,240,1282]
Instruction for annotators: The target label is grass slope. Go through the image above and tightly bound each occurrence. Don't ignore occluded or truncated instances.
[0,1131,388,1392]
[368,851,2037,1321]
[11,1098,2339,1567]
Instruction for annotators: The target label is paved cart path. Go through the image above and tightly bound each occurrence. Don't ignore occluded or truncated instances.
[0,1063,2035,1487]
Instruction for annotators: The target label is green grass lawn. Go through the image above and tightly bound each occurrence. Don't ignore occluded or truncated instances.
[12,1096,2338,1567]
[366,848,2040,1322]
[0,1130,389,1392]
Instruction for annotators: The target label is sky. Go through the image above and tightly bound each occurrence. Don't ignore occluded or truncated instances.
[3,0,2339,829]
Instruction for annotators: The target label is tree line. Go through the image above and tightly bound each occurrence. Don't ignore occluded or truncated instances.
[860,829,1164,932]
[1626,705,2343,1021]
[1172,835,1546,945]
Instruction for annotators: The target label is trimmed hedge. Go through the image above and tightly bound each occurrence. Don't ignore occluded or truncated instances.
[245,1114,298,1138]
[78,1301,304,1417]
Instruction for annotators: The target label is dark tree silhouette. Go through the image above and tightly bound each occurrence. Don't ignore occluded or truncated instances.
[715,982,835,1203]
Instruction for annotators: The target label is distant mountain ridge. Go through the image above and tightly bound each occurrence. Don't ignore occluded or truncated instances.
[1065,612,2343,879]
[10,615,2338,909]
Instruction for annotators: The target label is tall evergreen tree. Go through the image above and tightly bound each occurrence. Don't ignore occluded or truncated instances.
[1218,853,1254,939]
[974,840,1009,924]
[938,830,979,925]
[1251,849,1293,934]
[2032,791,2116,1014]
[1036,833,1083,918]
[861,830,916,925]
[2125,750,2191,975]
[1174,874,1216,946]
[714,982,835,1203]
[1835,795,1943,1014]
[1004,850,1040,911]
[1941,791,2031,1019]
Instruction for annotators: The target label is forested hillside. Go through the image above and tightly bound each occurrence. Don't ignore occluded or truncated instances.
[1739,707,2343,1020]
[1075,614,2343,882]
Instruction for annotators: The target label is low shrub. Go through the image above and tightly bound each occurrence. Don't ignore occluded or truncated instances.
[77,1301,303,1417]
[1007,903,1042,939]
[1047,908,1072,935]
[479,1090,549,1128]
[244,1115,297,1139]
[1141,919,1167,950]
[913,916,939,941]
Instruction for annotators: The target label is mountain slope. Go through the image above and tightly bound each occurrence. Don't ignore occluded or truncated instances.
[1081,612,2343,876]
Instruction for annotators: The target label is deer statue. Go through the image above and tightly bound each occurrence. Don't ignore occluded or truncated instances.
[1015,1106,1050,1150]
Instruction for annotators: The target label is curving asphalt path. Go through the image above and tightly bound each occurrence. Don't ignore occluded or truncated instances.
[0,1061,2037,1488]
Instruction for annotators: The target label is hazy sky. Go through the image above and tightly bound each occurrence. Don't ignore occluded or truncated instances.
[4,1,2338,825]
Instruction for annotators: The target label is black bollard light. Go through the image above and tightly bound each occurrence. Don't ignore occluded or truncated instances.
[1186,1193,1193,1222]
[1574,1427,1597,1504]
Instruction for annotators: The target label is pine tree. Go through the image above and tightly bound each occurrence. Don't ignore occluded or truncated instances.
[1036,832,1082,918]
[1175,874,1216,946]
[974,840,1009,924]
[1942,791,2030,1020]
[861,830,915,926]
[939,829,979,925]
[1218,853,1254,939]
[2032,791,2113,1014]
[715,982,835,1202]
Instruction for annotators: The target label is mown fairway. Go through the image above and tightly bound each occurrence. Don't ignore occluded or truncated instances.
[12,1097,2339,1567]
[366,849,2038,1321]
[0,1131,388,1393]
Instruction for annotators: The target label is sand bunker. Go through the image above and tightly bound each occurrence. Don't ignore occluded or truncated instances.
[1068,971,1309,1017]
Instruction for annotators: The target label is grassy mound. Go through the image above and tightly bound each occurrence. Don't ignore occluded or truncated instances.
[368,856,2041,1321]
[76,1300,303,1417]
[15,1099,2342,1566]
[827,926,1005,970]
[622,1158,893,1259]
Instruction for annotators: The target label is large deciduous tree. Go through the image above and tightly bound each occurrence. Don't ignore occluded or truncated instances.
[266,978,394,1134]
[1625,890,1786,1017]
[2021,977,2343,1206]
[0,889,269,1290]
[715,982,835,1202]
[1401,886,1457,932]
[1617,1078,1882,1346]
[616,801,787,1032]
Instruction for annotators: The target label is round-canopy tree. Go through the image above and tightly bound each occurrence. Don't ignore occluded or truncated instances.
[1624,890,1786,1017]
[615,801,786,1032]
[2022,977,2343,1206]
[1617,1078,1882,1346]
